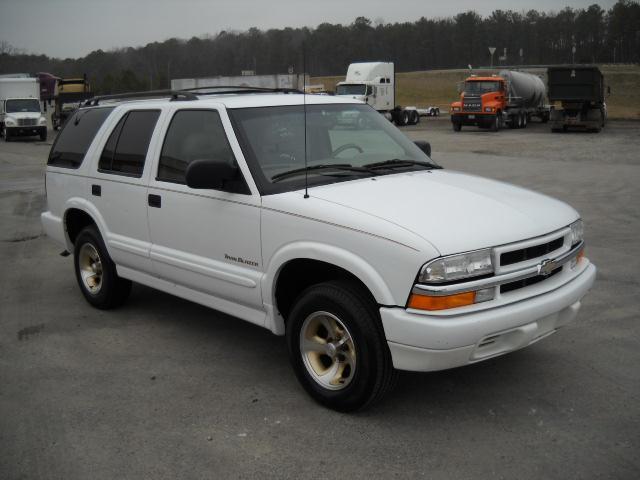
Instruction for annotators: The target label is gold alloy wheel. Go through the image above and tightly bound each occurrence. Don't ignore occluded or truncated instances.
[299,311,357,390]
[78,243,103,294]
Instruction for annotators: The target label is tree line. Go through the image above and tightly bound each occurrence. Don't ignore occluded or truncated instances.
[0,1,638,94]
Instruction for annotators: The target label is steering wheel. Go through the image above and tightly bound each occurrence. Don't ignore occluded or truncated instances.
[331,143,364,158]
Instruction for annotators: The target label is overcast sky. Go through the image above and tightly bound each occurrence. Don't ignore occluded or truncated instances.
[0,0,618,58]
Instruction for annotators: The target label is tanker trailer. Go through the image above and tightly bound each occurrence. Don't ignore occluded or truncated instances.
[548,66,606,133]
[499,70,550,127]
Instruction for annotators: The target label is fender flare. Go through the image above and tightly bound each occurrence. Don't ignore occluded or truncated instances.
[62,198,111,254]
[262,241,396,335]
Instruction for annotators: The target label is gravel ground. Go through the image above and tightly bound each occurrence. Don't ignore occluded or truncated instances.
[1,118,639,479]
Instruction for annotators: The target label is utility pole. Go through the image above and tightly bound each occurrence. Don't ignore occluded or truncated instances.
[489,47,496,68]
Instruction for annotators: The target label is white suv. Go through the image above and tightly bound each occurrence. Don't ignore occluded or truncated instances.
[41,88,596,411]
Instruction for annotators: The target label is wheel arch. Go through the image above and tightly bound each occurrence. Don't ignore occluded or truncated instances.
[63,198,110,253]
[263,242,396,335]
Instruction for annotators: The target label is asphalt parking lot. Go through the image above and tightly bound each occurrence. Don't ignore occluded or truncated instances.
[1,117,639,479]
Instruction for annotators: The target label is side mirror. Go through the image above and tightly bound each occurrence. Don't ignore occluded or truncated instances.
[185,159,238,190]
[414,140,431,157]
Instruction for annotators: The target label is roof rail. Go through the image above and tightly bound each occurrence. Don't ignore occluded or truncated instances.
[84,89,198,106]
[181,85,303,95]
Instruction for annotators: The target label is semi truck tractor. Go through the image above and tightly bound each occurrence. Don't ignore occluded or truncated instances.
[335,62,422,126]
[450,70,549,132]
[548,66,606,133]
[0,77,47,141]
[52,76,93,130]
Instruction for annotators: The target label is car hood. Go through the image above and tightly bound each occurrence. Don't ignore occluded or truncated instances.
[307,170,579,256]
[6,111,42,119]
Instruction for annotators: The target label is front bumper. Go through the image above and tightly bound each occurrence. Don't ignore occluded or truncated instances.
[451,112,495,126]
[380,262,596,372]
[6,126,46,137]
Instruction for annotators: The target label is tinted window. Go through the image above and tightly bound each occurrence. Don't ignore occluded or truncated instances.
[98,110,159,177]
[158,110,237,185]
[98,115,125,171]
[48,107,114,168]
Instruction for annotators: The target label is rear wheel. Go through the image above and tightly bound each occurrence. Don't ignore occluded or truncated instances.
[522,113,528,128]
[410,111,419,125]
[452,122,462,132]
[286,281,397,412]
[74,226,132,309]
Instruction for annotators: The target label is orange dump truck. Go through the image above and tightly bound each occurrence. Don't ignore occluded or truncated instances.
[450,70,549,132]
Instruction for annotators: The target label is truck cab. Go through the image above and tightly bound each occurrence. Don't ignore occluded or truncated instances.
[335,62,394,112]
[450,76,506,131]
[0,97,47,141]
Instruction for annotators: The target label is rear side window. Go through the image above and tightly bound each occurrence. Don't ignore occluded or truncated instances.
[98,110,160,177]
[157,110,236,184]
[48,107,114,168]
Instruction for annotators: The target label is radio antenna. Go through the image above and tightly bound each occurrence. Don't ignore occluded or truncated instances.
[303,42,309,199]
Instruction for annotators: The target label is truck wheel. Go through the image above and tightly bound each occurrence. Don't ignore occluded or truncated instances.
[541,113,550,124]
[522,114,528,128]
[398,111,409,126]
[286,280,397,412]
[434,108,440,117]
[4,130,10,142]
[74,226,132,309]
[452,122,462,132]
[39,130,47,141]
[491,115,500,132]
[410,111,419,125]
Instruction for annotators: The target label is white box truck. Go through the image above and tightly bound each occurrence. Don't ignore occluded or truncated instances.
[0,77,47,141]
[335,62,437,126]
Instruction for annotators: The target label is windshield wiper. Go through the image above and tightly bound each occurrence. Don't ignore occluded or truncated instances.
[363,159,442,170]
[271,163,375,183]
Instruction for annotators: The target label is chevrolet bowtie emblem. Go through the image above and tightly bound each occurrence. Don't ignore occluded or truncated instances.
[538,258,557,277]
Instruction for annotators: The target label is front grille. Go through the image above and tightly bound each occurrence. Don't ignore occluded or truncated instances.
[500,266,562,294]
[463,96,482,112]
[501,237,564,266]
[18,118,37,126]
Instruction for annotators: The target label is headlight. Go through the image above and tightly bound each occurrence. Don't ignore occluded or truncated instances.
[484,107,494,113]
[418,249,493,284]
[5,118,15,126]
[570,219,583,246]
[452,107,460,112]
[39,117,47,125]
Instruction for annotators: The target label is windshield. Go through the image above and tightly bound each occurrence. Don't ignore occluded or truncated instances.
[336,84,366,96]
[229,104,438,195]
[6,99,41,113]
[464,81,502,95]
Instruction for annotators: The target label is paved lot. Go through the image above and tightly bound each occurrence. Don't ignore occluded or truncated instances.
[1,118,639,479]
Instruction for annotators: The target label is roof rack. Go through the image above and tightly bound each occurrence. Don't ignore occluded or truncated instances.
[181,85,303,95]
[84,89,198,106]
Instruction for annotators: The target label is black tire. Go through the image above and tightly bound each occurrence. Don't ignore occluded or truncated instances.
[399,111,409,126]
[434,108,440,117]
[39,130,47,141]
[491,114,500,132]
[4,130,10,142]
[541,113,549,124]
[452,122,462,132]
[522,113,528,129]
[286,280,397,412]
[73,225,131,309]
[410,111,419,125]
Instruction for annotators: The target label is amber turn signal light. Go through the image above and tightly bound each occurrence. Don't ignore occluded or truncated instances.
[407,291,476,311]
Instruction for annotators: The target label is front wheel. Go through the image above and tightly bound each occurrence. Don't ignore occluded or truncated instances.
[286,281,397,412]
[491,114,500,132]
[452,122,462,132]
[39,130,47,141]
[74,226,132,309]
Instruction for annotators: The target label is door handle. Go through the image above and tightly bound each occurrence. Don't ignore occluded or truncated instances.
[148,194,161,208]
[91,184,101,196]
